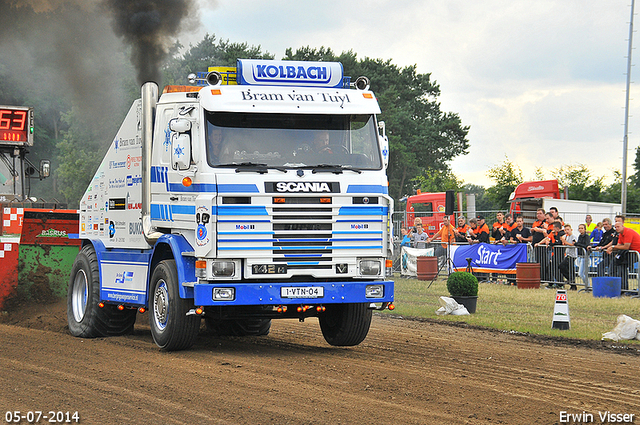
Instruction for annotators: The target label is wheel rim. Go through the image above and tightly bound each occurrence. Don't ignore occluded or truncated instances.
[153,280,169,331]
[71,269,88,322]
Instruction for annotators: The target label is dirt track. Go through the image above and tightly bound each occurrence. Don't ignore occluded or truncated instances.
[1,300,639,425]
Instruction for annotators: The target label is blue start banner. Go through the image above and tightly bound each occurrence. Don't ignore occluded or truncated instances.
[449,243,528,274]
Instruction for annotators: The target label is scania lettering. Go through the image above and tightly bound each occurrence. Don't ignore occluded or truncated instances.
[276,182,332,193]
[67,59,395,351]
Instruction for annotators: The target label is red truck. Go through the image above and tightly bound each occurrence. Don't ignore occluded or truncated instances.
[404,192,450,237]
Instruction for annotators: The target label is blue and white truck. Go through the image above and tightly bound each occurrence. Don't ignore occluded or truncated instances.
[67,59,395,350]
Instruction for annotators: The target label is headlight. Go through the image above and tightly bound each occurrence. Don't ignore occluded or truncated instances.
[359,260,381,276]
[213,287,235,301]
[212,261,235,277]
[366,284,384,298]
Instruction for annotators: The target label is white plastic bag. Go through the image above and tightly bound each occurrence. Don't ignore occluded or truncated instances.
[602,315,640,342]
[435,296,469,316]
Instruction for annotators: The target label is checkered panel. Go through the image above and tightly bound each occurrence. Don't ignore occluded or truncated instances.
[2,207,24,235]
[0,242,17,258]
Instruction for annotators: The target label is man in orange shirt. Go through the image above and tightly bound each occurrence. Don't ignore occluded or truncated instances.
[474,215,490,244]
[607,220,640,290]
[454,215,470,243]
[491,212,506,242]
[428,215,456,267]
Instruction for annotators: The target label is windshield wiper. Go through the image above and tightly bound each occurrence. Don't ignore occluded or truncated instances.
[311,164,362,174]
[216,162,286,173]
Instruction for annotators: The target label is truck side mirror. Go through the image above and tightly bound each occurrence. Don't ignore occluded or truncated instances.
[378,121,389,169]
[171,133,191,170]
[169,118,192,171]
[40,160,50,178]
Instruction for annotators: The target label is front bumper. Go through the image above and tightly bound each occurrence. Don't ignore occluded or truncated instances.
[193,280,394,306]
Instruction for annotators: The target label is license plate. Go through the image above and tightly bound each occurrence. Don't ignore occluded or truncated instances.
[252,264,287,274]
[280,286,324,298]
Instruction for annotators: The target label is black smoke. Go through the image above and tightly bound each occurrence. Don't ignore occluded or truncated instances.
[101,0,200,84]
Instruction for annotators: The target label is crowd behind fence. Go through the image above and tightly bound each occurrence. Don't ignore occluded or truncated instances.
[392,240,640,296]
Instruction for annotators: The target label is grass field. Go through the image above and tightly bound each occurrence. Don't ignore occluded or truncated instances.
[384,274,640,342]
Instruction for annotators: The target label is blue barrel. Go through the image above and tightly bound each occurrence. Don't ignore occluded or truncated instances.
[592,277,622,298]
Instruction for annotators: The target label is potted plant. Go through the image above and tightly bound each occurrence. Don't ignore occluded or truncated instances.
[446,271,479,313]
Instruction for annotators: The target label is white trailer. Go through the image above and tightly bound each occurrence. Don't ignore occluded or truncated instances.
[511,197,621,229]
[67,59,395,350]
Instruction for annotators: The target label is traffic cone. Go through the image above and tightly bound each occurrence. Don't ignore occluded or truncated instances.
[552,289,570,330]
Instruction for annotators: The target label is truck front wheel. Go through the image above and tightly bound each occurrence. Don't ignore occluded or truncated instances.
[149,260,200,351]
[319,303,372,346]
[67,245,136,337]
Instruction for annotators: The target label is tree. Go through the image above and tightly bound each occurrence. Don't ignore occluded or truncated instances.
[485,157,523,210]
[551,164,604,202]
[162,34,274,85]
[283,47,470,201]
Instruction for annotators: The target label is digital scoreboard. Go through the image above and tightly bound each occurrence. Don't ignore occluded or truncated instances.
[0,105,34,146]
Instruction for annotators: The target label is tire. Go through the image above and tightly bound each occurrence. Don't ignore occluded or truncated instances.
[205,317,271,336]
[319,303,372,346]
[149,260,200,351]
[67,245,136,337]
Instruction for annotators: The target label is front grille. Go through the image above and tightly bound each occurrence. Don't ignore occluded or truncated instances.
[217,194,385,272]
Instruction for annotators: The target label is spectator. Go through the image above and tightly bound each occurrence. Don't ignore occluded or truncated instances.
[575,224,590,284]
[530,209,549,280]
[509,216,532,243]
[531,208,549,280]
[585,214,596,236]
[502,214,516,240]
[412,216,423,233]
[545,212,556,230]
[536,221,564,284]
[531,208,548,242]
[591,222,603,246]
[607,219,640,290]
[454,216,469,243]
[428,215,456,267]
[593,218,616,276]
[466,218,478,242]
[559,224,578,290]
[411,222,429,249]
[400,227,411,247]
[474,215,490,243]
[549,221,566,285]
[491,212,506,242]
[549,206,560,221]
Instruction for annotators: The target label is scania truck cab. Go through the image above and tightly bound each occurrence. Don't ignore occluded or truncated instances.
[67,59,395,350]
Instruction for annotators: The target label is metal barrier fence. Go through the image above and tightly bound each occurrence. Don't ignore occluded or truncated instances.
[391,239,640,295]
[585,249,640,295]
[534,244,590,290]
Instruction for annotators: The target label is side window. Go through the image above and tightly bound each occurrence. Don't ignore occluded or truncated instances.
[413,202,434,217]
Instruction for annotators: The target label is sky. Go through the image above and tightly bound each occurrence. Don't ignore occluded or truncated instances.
[190,0,638,188]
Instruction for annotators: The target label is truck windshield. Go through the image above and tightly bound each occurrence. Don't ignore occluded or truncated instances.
[205,112,382,169]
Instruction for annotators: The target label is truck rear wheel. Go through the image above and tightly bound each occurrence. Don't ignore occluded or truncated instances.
[67,245,136,337]
[205,317,271,336]
[149,260,200,351]
[319,303,372,346]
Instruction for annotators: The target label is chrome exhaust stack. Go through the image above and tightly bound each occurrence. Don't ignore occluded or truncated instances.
[141,82,162,245]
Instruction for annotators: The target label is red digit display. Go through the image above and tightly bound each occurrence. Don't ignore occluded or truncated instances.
[0,106,33,146]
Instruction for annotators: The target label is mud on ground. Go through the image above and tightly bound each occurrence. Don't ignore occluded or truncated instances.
[1,299,639,424]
